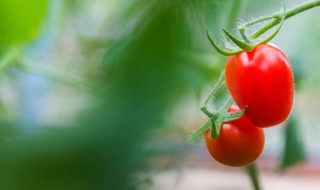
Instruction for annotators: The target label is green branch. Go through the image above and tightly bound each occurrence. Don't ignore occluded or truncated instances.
[202,70,225,109]
[246,163,261,190]
[239,0,320,38]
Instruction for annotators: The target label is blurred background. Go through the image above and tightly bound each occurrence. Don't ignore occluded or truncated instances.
[0,0,319,189]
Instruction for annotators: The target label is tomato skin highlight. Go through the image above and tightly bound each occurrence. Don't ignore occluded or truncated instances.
[204,106,265,167]
[225,43,294,127]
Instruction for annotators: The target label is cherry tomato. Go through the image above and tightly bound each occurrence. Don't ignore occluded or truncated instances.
[225,43,294,127]
[204,106,264,167]
[0,0,48,44]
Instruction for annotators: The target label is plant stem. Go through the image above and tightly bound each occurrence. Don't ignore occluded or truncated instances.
[202,70,225,108]
[239,0,320,38]
[246,163,261,190]
[186,120,211,142]
[239,27,251,43]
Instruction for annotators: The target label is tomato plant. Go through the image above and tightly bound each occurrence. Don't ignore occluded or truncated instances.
[225,43,294,127]
[204,106,265,167]
[0,0,48,44]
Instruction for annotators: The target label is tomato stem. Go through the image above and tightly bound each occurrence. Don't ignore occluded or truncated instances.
[222,28,253,51]
[209,0,320,56]
[186,121,211,142]
[206,28,242,56]
[239,0,320,38]
[222,107,247,123]
[246,163,262,190]
[200,106,214,118]
[217,96,233,113]
[210,119,218,139]
[250,4,286,40]
[202,70,225,109]
[239,28,251,44]
[188,71,246,142]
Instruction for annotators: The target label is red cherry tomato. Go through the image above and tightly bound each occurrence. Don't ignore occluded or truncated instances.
[204,106,265,167]
[225,43,294,127]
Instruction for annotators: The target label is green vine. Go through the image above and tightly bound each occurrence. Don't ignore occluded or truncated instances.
[207,0,320,56]
[240,0,320,38]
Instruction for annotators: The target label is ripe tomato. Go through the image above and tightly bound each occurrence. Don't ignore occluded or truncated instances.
[204,106,264,167]
[0,0,48,44]
[225,43,294,127]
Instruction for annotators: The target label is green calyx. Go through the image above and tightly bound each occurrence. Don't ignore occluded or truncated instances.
[187,71,246,142]
[207,3,286,56]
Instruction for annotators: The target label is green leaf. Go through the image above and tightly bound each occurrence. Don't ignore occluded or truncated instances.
[280,114,306,170]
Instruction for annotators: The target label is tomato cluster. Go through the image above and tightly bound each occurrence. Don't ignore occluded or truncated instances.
[205,43,294,167]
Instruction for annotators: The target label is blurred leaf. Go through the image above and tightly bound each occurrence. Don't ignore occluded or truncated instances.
[0,0,48,44]
[280,114,306,170]
[0,0,227,189]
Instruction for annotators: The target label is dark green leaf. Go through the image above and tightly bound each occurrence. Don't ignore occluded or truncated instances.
[280,114,306,170]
